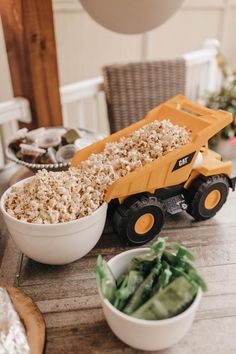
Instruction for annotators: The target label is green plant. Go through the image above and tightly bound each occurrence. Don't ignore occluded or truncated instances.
[205,53,236,145]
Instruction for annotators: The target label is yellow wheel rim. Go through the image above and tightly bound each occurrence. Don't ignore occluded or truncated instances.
[134,213,155,235]
[204,189,221,210]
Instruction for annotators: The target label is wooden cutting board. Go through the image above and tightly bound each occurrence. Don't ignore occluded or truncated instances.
[1,285,45,354]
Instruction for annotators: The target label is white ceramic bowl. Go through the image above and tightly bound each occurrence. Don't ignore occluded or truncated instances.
[1,177,108,265]
[99,248,202,351]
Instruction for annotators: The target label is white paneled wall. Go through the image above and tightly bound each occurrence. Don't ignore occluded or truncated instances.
[1,0,236,100]
[0,0,229,167]
[0,18,12,101]
[52,0,236,88]
[59,38,221,132]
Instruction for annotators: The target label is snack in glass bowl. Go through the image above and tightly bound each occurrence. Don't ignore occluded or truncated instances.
[6,127,105,171]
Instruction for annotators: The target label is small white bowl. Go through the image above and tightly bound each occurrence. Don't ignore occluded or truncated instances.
[99,248,202,351]
[1,177,107,265]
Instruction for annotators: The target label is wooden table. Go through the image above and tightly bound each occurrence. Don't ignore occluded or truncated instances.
[1,180,236,354]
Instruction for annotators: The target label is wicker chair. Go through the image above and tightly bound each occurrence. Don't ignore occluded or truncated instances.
[103,59,186,133]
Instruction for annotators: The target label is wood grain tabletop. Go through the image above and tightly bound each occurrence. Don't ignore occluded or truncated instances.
[1,178,236,354]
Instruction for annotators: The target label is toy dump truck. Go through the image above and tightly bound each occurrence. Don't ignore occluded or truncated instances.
[72,95,236,246]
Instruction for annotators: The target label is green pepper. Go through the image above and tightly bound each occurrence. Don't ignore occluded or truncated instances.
[162,250,178,266]
[113,275,129,309]
[129,238,167,273]
[123,261,162,315]
[95,255,117,304]
[170,265,207,293]
[116,274,127,288]
[187,269,208,292]
[163,246,208,290]
[126,271,144,295]
[179,259,196,273]
[170,265,191,282]
[151,263,172,295]
[151,237,167,255]
[171,242,195,261]
[114,271,144,310]
[132,276,197,320]
[158,264,172,289]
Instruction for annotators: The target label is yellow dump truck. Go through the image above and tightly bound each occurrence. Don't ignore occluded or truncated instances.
[72,95,236,245]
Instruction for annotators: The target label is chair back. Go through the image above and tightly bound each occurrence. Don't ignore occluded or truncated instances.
[103,59,186,133]
[59,39,221,133]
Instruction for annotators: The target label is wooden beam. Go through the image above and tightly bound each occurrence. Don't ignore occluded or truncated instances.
[0,0,63,128]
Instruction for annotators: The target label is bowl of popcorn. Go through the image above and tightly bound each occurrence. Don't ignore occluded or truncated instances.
[1,116,191,265]
[0,172,108,265]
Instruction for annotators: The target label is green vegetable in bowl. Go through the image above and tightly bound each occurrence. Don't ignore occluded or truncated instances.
[151,262,172,295]
[95,238,207,320]
[129,237,166,273]
[123,261,162,315]
[132,276,197,320]
[114,271,144,310]
[95,255,117,304]
[171,242,195,261]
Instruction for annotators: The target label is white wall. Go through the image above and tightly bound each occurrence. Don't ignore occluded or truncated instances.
[0,18,13,101]
[1,0,236,100]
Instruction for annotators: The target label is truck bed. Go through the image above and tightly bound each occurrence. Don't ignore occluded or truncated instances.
[72,95,232,202]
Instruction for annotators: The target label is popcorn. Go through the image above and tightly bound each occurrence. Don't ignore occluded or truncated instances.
[5,120,191,224]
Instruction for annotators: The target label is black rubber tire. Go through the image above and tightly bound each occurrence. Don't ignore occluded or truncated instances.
[186,175,229,221]
[107,198,119,219]
[112,194,166,246]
